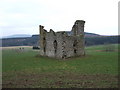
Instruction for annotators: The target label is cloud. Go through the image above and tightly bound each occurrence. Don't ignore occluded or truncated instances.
[0,0,119,37]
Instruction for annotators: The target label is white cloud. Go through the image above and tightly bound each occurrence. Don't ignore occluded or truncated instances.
[0,0,119,37]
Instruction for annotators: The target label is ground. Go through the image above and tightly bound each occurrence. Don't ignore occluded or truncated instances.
[2,44,119,88]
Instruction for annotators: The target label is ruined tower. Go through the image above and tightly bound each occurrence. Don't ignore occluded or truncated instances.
[71,20,85,36]
[39,20,85,59]
[71,20,85,56]
[39,25,47,55]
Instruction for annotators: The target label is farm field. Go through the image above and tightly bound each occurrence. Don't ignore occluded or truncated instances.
[2,44,119,88]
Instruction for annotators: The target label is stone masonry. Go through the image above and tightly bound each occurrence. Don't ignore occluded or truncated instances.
[39,20,85,59]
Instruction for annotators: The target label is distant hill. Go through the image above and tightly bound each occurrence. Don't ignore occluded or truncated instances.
[2,32,100,39]
[84,32,100,37]
[1,32,119,47]
[65,31,100,37]
[2,34,32,38]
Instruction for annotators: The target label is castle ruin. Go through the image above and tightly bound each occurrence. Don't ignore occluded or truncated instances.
[39,20,85,59]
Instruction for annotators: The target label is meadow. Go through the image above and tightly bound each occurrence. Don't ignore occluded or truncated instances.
[2,44,119,88]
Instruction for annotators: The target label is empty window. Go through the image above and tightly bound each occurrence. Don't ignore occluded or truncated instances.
[43,37,46,52]
[73,40,78,54]
[54,40,57,53]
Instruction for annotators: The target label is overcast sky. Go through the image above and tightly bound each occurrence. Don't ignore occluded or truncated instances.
[0,0,119,37]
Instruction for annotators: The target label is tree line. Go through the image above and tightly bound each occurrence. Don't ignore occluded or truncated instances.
[1,35,119,47]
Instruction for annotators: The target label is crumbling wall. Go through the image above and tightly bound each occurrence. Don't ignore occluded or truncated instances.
[39,20,85,59]
[45,29,56,57]
[39,25,47,56]
[62,35,74,58]
[71,20,85,56]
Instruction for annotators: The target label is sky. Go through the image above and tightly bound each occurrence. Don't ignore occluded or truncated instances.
[0,0,119,37]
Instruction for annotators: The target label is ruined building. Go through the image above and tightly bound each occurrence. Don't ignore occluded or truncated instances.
[39,20,85,59]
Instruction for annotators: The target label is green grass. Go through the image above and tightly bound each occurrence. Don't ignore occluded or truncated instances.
[2,44,119,88]
[2,44,118,75]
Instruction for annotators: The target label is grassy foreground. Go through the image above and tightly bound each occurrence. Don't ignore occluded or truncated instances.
[2,44,119,88]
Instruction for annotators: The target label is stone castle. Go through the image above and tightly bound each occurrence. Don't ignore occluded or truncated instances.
[39,20,85,59]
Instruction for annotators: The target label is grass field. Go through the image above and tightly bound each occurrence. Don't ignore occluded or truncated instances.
[2,44,119,88]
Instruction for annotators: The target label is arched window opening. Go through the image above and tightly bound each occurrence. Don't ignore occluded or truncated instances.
[54,40,57,54]
[73,40,78,54]
[43,37,46,52]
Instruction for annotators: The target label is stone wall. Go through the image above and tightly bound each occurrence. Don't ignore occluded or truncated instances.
[39,20,85,59]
